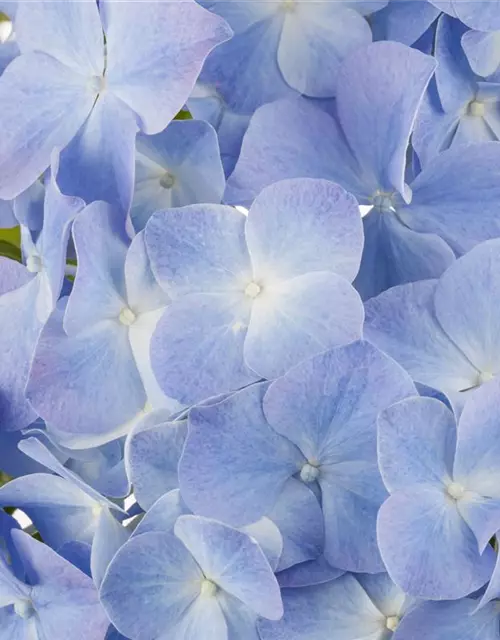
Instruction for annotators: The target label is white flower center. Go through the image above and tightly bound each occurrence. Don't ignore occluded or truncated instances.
[160,171,176,189]
[386,616,399,631]
[26,254,43,273]
[119,307,137,326]
[280,0,296,11]
[245,282,261,299]
[469,100,485,117]
[89,74,107,95]
[371,190,396,212]
[14,599,35,619]
[300,462,320,483]
[200,579,218,598]
[447,482,465,501]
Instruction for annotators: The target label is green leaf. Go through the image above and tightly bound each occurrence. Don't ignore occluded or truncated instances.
[175,109,192,121]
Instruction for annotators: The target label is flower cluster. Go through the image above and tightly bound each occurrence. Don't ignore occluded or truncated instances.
[1,1,500,639]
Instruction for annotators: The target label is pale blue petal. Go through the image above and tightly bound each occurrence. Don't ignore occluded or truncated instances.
[378,397,456,493]
[100,531,204,640]
[258,575,386,640]
[245,272,364,380]
[400,144,500,256]
[267,478,324,572]
[225,97,364,207]
[179,382,304,527]
[453,1,500,31]
[462,29,500,79]
[131,489,189,538]
[377,487,495,599]
[364,280,479,403]
[0,53,95,199]
[277,6,371,98]
[150,292,257,404]
[58,92,139,215]
[354,207,455,300]
[12,530,109,640]
[433,239,500,375]
[277,556,343,589]
[126,411,187,510]
[370,1,440,46]
[245,178,363,282]
[63,202,130,335]
[241,518,283,573]
[15,0,103,75]
[174,515,283,620]
[91,509,129,589]
[146,204,252,296]
[26,307,145,448]
[102,0,231,134]
[335,41,436,200]
[396,598,500,640]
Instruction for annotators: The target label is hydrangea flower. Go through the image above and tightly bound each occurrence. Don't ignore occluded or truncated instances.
[100,514,283,640]
[259,572,412,640]
[0,0,231,211]
[413,16,500,166]
[26,201,180,448]
[0,529,109,640]
[130,119,225,232]
[376,386,500,599]
[463,27,500,78]
[226,41,500,300]
[179,341,417,573]
[365,238,500,413]
[145,177,364,403]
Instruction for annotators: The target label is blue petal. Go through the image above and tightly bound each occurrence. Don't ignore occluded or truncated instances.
[151,292,257,404]
[63,202,130,335]
[378,397,456,493]
[377,487,495,599]
[179,382,304,527]
[277,556,342,589]
[335,41,436,201]
[100,531,209,640]
[91,508,129,589]
[364,280,479,406]
[26,306,146,448]
[277,6,371,98]
[145,204,252,297]
[131,489,189,538]
[452,0,500,31]
[396,598,500,640]
[174,515,283,620]
[126,411,187,510]
[258,575,387,640]
[0,52,95,199]
[462,29,500,79]
[399,143,500,256]
[267,478,324,572]
[15,0,103,75]
[101,0,232,134]
[245,272,364,380]
[57,92,139,215]
[225,97,364,207]
[11,529,110,640]
[245,179,363,282]
[370,1,440,46]
[131,120,225,232]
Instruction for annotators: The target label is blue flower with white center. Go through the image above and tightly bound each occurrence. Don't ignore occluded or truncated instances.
[26,201,181,449]
[100,514,283,640]
[199,0,383,114]
[0,436,126,551]
[376,384,500,599]
[413,16,500,167]
[0,0,231,213]
[0,529,109,640]
[131,119,226,232]
[179,341,417,573]
[365,238,500,414]
[259,572,413,640]
[227,40,500,300]
[145,177,364,403]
